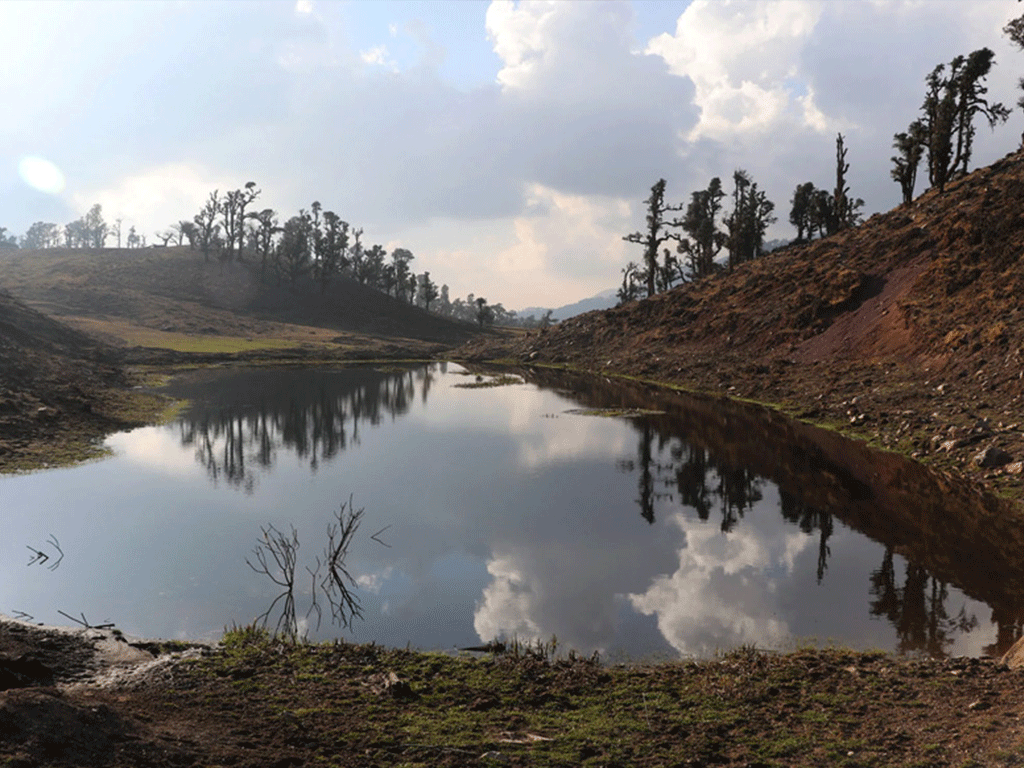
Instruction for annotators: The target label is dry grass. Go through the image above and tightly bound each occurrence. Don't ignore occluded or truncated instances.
[63,315,343,353]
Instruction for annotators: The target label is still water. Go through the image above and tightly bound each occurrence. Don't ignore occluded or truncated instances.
[3,362,1022,659]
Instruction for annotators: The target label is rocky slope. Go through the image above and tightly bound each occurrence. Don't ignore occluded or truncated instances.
[461,148,1024,499]
[0,290,142,467]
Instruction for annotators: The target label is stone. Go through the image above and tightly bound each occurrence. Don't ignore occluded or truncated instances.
[1002,635,1024,669]
[974,445,1012,469]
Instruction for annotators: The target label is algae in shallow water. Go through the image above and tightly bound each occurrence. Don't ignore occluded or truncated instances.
[453,374,524,389]
[564,407,665,417]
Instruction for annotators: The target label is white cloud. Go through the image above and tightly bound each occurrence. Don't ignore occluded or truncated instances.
[360,44,396,69]
[473,554,543,642]
[105,426,200,479]
[486,184,633,299]
[646,0,826,140]
[628,513,813,656]
[356,566,395,594]
[72,163,239,236]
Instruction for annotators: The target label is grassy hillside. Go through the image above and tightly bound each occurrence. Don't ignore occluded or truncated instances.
[0,245,488,469]
[0,245,479,352]
[0,289,169,468]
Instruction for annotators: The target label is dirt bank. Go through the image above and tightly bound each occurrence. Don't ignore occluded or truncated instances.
[6,619,1024,767]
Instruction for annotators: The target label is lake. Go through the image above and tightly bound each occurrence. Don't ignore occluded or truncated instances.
[3,362,1022,660]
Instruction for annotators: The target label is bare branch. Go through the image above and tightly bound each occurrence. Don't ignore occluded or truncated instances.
[246,524,301,642]
[370,525,392,548]
[321,497,364,630]
[46,535,64,571]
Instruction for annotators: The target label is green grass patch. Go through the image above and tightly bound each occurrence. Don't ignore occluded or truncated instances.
[565,407,666,417]
[453,374,524,388]
[122,327,306,353]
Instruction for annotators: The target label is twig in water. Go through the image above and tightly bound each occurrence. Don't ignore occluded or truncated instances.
[46,535,64,571]
[246,524,301,642]
[306,558,323,632]
[26,546,48,567]
[25,535,64,571]
[57,610,115,629]
[370,525,392,548]
[321,497,364,630]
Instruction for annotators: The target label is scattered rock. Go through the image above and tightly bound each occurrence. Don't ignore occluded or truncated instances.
[379,670,416,700]
[974,445,1012,469]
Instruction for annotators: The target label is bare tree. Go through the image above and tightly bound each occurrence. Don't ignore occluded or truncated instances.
[234,182,260,261]
[194,191,222,262]
[624,179,681,297]
[832,134,863,231]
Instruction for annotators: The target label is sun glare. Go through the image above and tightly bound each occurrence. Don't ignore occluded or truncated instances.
[18,156,65,194]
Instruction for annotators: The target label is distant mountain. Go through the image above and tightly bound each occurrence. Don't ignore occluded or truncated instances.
[519,288,618,322]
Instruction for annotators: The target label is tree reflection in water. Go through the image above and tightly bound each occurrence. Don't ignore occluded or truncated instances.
[619,423,765,532]
[617,411,990,656]
[779,491,833,585]
[869,547,978,659]
[163,363,1024,657]
[175,365,437,491]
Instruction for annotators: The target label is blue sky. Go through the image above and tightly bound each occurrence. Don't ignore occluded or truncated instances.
[3,1,1023,309]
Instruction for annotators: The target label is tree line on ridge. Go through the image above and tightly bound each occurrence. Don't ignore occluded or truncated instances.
[621,15,1024,304]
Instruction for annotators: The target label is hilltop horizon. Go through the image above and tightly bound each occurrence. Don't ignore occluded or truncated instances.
[5,1,1024,309]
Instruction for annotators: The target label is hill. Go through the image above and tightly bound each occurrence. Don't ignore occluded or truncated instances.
[461,148,1024,500]
[0,245,485,468]
[519,288,618,322]
[0,289,166,468]
[0,245,479,358]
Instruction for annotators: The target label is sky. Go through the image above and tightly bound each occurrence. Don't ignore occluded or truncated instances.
[3,0,1024,311]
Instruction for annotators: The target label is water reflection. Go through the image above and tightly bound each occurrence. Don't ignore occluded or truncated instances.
[165,365,438,491]
[167,364,1024,656]
[6,362,1024,659]
[869,547,978,657]
[526,367,1024,658]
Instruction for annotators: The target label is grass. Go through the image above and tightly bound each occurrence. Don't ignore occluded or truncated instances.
[120,326,305,354]
[175,627,1017,768]
[565,407,666,417]
[453,373,524,388]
